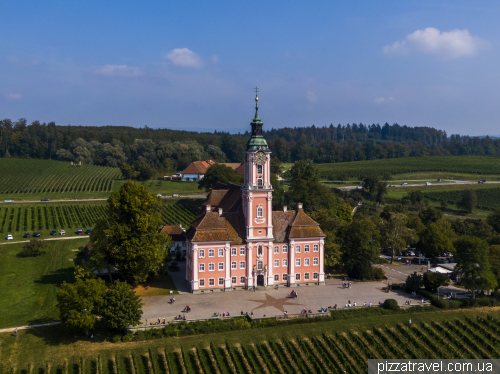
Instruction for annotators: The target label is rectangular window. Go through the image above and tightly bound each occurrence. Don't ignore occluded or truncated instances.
[296,273,301,281]
[274,274,279,281]
[240,261,246,269]
[313,258,319,265]
[283,245,288,253]
[218,278,224,285]
[304,273,310,280]
[282,259,288,267]
[199,279,205,287]
[231,248,236,256]
[199,264,205,272]
[218,248,224,257]
[218,262,224,271]
[209,249,214,257]
[283,274,288,281]
[295,258,301,267]
[274,259,279,267]
[313,272,318,280]
[257,164,262,174]
[305,245,310,253]
[232,276,237,284]
[304,258,310,266]
[257,260,263,270]
[313,244,319,252]
[209,263,215,271]
[257,205,263,217]
[231,261,237,269]
[209,278,215,286]
[199,249,205,258]
[274,246,279,254]
[182,242,186,247]
[240,247,245,256]
[240,276,246,284]
[295,245,301,253]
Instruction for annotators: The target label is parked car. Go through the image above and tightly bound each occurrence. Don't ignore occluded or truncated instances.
[23,232,31,238]
[50,230,57,236]
[425,182,432,186]
[85,229,91,235]
[478,180,486,184]
[389,185,396,187]
[356,186,363,189]
[412,257,421,263]
[41,198,50,201]
[436,258,448,263]
[447,258,456,263]
[157,194,162,197]
[34,232,41,237]
[401,183,408,186]
[172,194,180,197]
[4,199,14,203]
[6,234,13,240]
[59,230,66,235]
[76,229,83,235]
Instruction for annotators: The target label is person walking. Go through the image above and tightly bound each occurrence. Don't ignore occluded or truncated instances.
[409,319,412,325]
[14,328,17,338]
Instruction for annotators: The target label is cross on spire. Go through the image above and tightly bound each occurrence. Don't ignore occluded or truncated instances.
[254,86,259,97]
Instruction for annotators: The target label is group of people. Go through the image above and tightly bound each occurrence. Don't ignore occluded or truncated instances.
[240,311,254,316]
[184,305,191,312]
[150,318,167,325]
[344,301,373,308]
[212,311,231,317]
[290,290,298,298]
[342,282,352,289]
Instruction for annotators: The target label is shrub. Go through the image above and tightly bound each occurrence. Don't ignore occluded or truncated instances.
[18,239,50,257]
[122,333,133,342]
[372,267,386,280]
[112,335,122,343]
[405,272,424,293]
[423,272,449,292]
[382,299,400,311]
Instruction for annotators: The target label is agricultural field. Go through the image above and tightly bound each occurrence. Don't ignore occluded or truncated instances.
[2,308,500,372]
[0,158,121,199]
[112,179,202,196]
[424,187,500,211]
[0,200,201,241]
[317,155,500,180]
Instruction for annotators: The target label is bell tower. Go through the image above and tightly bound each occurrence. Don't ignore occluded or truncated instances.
[242,87,273,241]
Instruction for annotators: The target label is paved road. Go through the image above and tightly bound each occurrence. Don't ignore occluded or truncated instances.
[338,180,500,191]
[0,235,89,245]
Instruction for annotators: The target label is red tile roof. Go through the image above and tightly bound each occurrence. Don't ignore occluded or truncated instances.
[160,225,185,241]
[181,160,243,175]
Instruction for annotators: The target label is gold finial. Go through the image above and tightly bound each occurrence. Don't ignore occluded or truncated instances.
[255,97,258,101]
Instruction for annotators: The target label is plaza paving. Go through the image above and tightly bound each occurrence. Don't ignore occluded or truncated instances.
[141,275,419,324]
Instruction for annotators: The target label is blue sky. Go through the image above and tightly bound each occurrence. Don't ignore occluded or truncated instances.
[1,1,499,135]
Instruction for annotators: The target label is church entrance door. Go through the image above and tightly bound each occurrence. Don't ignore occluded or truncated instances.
[257,274,264,286]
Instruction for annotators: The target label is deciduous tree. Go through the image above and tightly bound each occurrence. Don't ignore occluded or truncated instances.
[198,163,243,192]
[100,280,143,330]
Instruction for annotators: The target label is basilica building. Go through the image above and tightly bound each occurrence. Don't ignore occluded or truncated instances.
[185,94,325,293]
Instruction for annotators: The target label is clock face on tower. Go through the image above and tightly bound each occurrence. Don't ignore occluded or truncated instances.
[254,151,266,165]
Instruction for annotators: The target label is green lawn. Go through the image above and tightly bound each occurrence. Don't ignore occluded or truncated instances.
[112,179,203,195]
[0,238,89,329]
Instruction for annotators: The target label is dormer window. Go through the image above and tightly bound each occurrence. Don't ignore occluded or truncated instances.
[257,205,263,217]
[257,164,262,175]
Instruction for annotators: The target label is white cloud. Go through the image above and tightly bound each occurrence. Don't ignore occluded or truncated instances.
[383,27,489,59]
[375,97,393,104]
[165,48,203,68]
[7,93,22,99]
[96,64,144,77]
[306,90,318,103]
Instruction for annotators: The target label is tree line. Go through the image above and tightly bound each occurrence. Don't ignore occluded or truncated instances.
[2,118,500,172]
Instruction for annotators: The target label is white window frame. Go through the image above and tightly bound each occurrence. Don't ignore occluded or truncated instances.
[199,278,205,287]
[257,164,263,174]
[304,245,310,253]
[296,273,301,281]
[240,247,245,256]
[209,278,215,286]
[231,248,236,256]
[295,245,301,253]
[231,261,237,270]
[257,205,263,218]
[274,259,279,267]
[208,249,215,257]
[274,274,279,281]
[283,245,288,253]
[313,272,318,280]
[274,246,279,254]
[304,273,310,280]
[282,259,288,267]
[208,263,215,271]
[257,260,263,270]
[240,261,246,269]
[313,258,319,265]
[218,248,224,257]
[218,278,224,285]
[313,244,319,252]
[218,262,224,271]
[199,264,205,272]
[295,258,301,267]
[240,276,246,283]
[232,276,237,284]
[283,274,288,281]
[199,249,205,258]
[304,258,310,266]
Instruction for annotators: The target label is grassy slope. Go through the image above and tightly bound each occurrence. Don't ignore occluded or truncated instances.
[0,238,89,329]
[1,307,499,369]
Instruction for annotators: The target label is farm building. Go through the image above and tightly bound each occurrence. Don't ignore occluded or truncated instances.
[180,160,244,181]
[160,225,186,256]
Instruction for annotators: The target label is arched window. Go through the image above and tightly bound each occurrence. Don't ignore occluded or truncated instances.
[257,178,263,188]
[257,205,263,217]
[257,245,263,256]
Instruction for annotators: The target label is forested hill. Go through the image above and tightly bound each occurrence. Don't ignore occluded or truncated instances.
[1,118,500,172]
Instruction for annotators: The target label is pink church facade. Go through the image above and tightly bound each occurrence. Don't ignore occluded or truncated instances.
[185,96,325,293]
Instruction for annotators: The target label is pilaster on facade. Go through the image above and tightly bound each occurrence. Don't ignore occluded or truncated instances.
[319,238,325,283]
[267,240,274,286]
[289,240,295,286]
[247,244,254,287]
[192,243,198,290]
[224,243,232,289]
